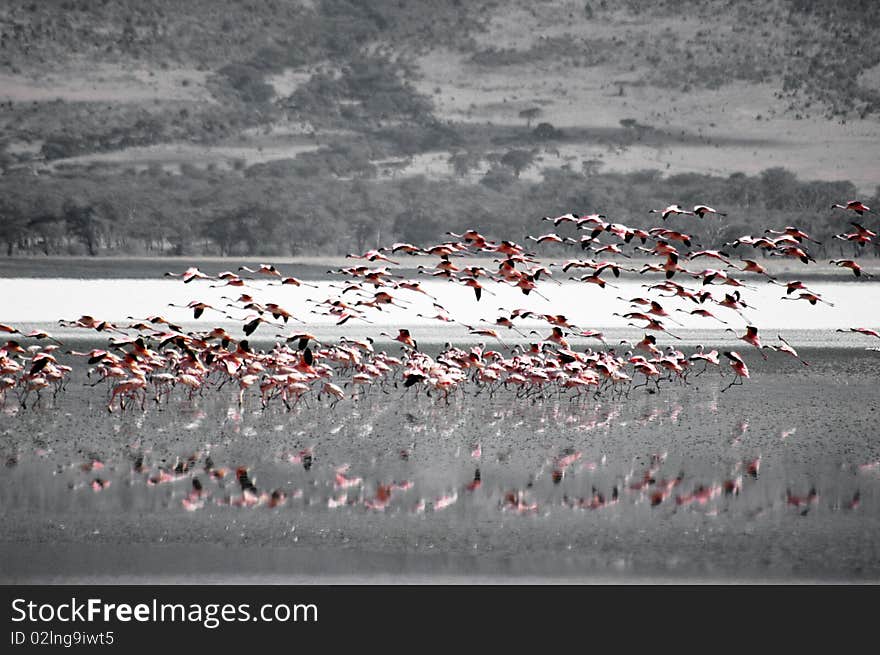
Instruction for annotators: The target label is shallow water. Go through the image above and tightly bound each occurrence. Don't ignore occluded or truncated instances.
[1,348,879,583]
[4,278,880,348]
[2,269,880,582]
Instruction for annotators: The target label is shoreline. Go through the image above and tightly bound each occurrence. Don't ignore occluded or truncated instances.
[2,540,878,585]
[0,255,877,282]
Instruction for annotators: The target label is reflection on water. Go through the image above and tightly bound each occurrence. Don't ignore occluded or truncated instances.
[2,271,880,581]
[2,388,871,520]
[1,347,879,581]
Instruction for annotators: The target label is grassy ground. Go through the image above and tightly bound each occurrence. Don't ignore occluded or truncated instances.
[3,1,879,188]
[1,1,878,259]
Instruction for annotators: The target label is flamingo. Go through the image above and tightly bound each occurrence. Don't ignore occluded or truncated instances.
[623,315,682,340]
[721,351,749,392]
[689,345,721,374]
[764,335,809,366]
[831,200,871,215]
[829,259,870,278]
[726,326,767,360]
[574,272,615,289]
[379,329,418,350]
[692,205,727,218]
[676,308,727,325]
[764,227,820,244]
[836,327,880,339]
[348,249,400,265]
[649,204,695,221]
[834,223,877,246]
[272,276,318,288]
[242,315,282,336]
[591,243,630,258]
[526,233,576,245]
[168,301,223,320]
[238,264,281,277]
[460,277,492,301]
[466,327,507,346]
[786,487,819,514]
[740,259,772,277]
[780,292,834,307]
[164,267,211,283]
[382,242,424,255]
[688,250,731,265]
[541,212,584,225]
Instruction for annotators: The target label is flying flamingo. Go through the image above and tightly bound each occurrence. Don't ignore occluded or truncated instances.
[692,204,727,218]
[460,277,493,301]
[834,223,877,246]
[238,264,282,277]
[465,326,507,346]
[739,259,773,277]
[764,335,809,366]
[688,250,731,265]
[271,276,319,288]
[764,227,820,244]
[675,308,728,325]
[164,267,211,283]
[831,200,871,215]
[726,326,767,360]
[168,301,224,320]
[526,233,576,245]
[780,292,834,307]
[382,242,425,255]
[621,314,682,340]
[380,329,418,350]
[829,259,870,278]
[541,212,586,225]
[836,327,880,339]
[649,204,695,221]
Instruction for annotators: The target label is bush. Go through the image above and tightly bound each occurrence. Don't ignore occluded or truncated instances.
[41,138,81,160]
[217,63,275,104]
[532,122,563,140]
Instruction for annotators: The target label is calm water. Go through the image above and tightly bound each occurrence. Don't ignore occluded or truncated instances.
[1,346,879,582]
[2,276,880,582]
[3,278,879,347]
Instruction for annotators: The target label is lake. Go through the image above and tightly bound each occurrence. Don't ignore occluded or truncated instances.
[1,270,879,583]
[3,277,879,348]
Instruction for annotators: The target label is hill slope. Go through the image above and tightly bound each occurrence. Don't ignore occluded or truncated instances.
[0,0,878,257]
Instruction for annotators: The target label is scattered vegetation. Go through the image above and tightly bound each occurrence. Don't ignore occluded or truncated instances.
[0,0,877,260]
[1,163,874,259]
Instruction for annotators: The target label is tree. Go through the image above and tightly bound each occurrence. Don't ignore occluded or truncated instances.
[537,168,594,210]
[63,200,103,256]
[480,166,517,192]
[518,107,542,128]
[759,167,799,210]
[581,159,604,177]
[500,149,537,178]
[217,63,275,105]
[0,205,27,256]
[393,208,438,246]
[532,122,562,140]
[448,150,482,178]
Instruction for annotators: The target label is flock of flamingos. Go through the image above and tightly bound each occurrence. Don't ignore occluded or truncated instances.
[1,199,878,515]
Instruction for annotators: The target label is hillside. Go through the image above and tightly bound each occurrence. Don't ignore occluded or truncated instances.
[0,0,878,257]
